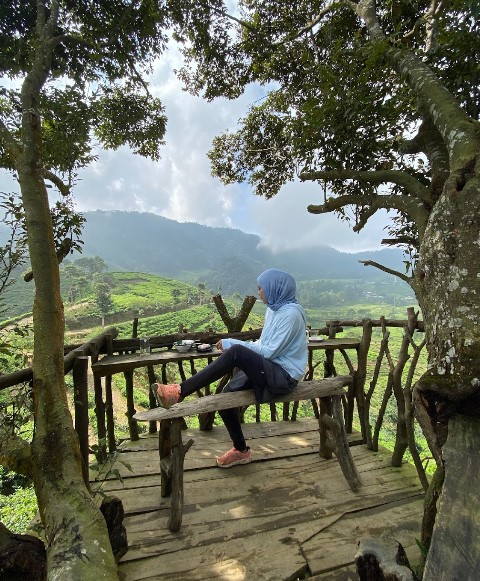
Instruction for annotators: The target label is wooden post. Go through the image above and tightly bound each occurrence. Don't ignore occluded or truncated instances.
[73,354,89,487]
[159,419,172,498]
[132,317,139,338]
[269,403,277,421]
[291,400,298,421]
[305,347,314,381]
[167,418,194,532]
[331,396,362,492]
[123,370,139,441]
[390,308,417,467]
[198,355,215,431]
[104,375,116,453]
[352,319,372,439]
[147,365,157,434]
[90,345,107,462]
[319,397,333,460]
[324,321,338,377]
[105,333,114,355]
[212,294,257,332]
[104,331,116,452]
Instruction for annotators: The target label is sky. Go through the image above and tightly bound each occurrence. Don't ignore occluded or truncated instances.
[1,43,390,254]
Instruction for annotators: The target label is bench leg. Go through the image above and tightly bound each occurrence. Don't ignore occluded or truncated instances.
[319,396,363,492]
[331,396,363,492]
[319,398,334,459]
[167,418,194,533]
[159,419,172,498]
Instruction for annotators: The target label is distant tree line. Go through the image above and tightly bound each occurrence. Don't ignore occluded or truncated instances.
[297,278,414,308]
[61,257,113,323]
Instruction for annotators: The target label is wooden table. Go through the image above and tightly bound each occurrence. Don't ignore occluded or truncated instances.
[92,347,223,441]
[305,337,361,428]
[91,338,360,379]
[91,347,223,378]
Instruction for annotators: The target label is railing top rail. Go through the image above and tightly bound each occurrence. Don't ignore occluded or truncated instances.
[0,326,117,390]
[0,315,425,390]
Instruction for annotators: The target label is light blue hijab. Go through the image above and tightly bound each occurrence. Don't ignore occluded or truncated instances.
[257,269,298,311]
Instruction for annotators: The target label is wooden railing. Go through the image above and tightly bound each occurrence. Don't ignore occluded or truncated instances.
[0,309,428,489]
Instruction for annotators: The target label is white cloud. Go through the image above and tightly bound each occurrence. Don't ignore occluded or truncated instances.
[1,42,391,253]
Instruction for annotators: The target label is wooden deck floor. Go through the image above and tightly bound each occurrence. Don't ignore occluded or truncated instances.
[96,418,425,581]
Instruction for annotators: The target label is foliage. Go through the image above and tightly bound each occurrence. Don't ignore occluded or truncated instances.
[0,193,28,299]
[93,281,114,318]
[0,485,37,533]
[173,1,479,258]
[297,277,414,309]
[114,303,265,338]
[0,1,171,176]
[89,449,133,499]
[0,1,187,573]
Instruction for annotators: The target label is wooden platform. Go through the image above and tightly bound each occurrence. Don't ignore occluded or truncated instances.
[94,418,425,581]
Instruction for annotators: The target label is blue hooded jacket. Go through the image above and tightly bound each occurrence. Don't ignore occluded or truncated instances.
[222,269,307,380]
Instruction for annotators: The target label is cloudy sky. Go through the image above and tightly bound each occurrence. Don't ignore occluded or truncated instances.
[1,42,390,254]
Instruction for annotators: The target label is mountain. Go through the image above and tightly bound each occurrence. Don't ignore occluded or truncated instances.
[76,211,408,295]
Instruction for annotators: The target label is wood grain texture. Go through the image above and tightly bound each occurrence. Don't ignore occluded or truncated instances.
[101,419,425,580]
[134,376,352,422]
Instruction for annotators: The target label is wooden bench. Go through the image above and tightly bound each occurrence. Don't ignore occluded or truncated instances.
[133,375,363,531]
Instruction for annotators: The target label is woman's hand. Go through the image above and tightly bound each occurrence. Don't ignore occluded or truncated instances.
[215,339,224,351]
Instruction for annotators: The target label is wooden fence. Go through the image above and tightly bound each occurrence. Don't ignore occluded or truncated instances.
[0,308,428,490]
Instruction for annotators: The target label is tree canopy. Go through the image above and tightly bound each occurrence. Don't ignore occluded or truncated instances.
[173,3,480,577]
[0,1,182,578]
[0,0,169,191]
[174,0,479,257]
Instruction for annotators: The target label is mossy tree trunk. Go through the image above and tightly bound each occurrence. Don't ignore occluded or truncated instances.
[308,3,480,576]
[14,7,118,580]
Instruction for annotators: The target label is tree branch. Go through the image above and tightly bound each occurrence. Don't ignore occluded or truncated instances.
[353,0,480,167]
[24,238,73,282]
[359,260,412,284]
[0,418,33,478]
[300,168,431,202]
[208,4,258,34]
[313,192,427,240]
[382,236,419,248]
[424,0,447,54]
[43,170,71,196]
[275,2,343,45]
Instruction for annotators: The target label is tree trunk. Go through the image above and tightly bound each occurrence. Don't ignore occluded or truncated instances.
[18,52,118,579]
[415,166,480,403]
[423,415,480,580]
[412,142,480,580]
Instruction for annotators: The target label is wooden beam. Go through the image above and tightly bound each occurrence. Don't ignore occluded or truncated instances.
[134,377,352,422]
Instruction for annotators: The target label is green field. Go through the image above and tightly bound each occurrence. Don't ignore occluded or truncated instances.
[0,267,428,534]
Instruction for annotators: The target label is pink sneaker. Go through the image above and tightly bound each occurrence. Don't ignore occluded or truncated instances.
[150,383,181,408]
[216,447,252,468]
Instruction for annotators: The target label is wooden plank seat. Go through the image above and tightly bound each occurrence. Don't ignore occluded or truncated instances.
[133,375,362,532]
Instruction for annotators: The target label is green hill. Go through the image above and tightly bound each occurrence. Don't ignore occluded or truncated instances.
[0,211,416,323]
[79,210,411,295]
[57,269,265,342]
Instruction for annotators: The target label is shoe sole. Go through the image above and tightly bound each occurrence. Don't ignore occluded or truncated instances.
[150,383,161,407]
[150,383,180,409]
[216,456,252,468]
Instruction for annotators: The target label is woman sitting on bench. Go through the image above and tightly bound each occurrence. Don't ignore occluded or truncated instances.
[151,268,308,468]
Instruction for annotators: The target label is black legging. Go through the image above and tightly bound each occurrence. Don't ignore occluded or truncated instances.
[179,344,297,451]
